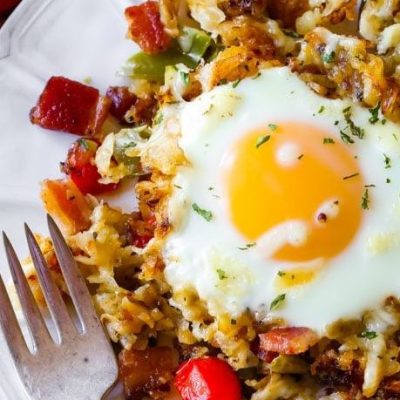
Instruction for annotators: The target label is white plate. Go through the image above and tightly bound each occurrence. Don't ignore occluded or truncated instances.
[0,0,138,397]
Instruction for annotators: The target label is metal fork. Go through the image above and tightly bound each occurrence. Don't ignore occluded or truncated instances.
[0,215,118,400]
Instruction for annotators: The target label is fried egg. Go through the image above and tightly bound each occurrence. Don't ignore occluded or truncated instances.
[162,67,400,334]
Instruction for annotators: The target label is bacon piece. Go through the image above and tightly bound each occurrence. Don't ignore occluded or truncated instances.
[41,178,92,235]
[106,86,137,121]
[119,347,178,399]
[30,76,110,136]
[267,0,309,28]
[259,327,319,355]
[125,1,171,54]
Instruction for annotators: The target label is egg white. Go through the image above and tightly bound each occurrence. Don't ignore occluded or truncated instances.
[162,66,400,334]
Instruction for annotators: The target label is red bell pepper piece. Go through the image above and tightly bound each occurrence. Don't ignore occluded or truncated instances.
[30,76,110,136]
[125,1,171,54]
[63,138,118,195]
[174,357,242,400]
[259,327,319,356]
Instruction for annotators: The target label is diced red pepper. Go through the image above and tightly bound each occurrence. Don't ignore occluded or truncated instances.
[132,233,153,248]
[259,327,319,356]
[106,86,137,121]
[174,357,242,400]
[30,76,110,136]
[125,1,171,54]
[62,138,118,195]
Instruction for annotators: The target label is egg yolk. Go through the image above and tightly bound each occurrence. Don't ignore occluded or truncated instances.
[221,122,364,262]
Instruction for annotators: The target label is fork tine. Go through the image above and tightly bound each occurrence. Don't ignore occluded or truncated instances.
[3,232,51,350]
[47,215,99,333]
[25,224,75,342]
[0,275,29,361]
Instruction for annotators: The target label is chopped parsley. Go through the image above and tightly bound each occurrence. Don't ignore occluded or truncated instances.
[381,119,387,125]
[270,293,286,311]
[359,331,377,339]
[277,271,286,277]
[361,189,370,210]
[256,134,271,148]
[219,78,228,85]
[208,186,214,191]
[268,123,278,131]
[92,231,98,240]
[216,269,228,280]
[393,133,398,141]
[334,120,339,126]
[368,102,380,124]
[386,178,391,183]
[174,184,182,189]
[238,242,257,250]
[342,106,365,139]
[318,105,325,114]
[192,203,213,221]
[322,51,335,63]
[252,72,261,80]
[323,138,335,144]
[180,71,190,86]
[343,172,359,180]
[384,153,391,169]
[232,79,241,88]
[340,130,355,144]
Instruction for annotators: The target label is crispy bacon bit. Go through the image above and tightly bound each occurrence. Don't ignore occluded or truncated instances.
[30,76,110,136]
[219,0,268,18]
[259,327,319,355]
[106,86,138,121]
[125,94,158,126]
[119,347,178,399]
[267,0,309,28]
[311,348,363,389]
[125,1,171,54]
[41,179,92,235]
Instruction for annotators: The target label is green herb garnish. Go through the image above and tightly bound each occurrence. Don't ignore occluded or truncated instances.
[238,242,257,250]
[359,331,377,339]
[368,102,380,124]
[277,271,286,277]
[384,153,391,169]
[361,189,370,210]
[343,107,365,139]
[78,138,89,150]
[323,138,335,144]
[256,135,271,148]
[192,203,213,221]
[318,105,325,114]
[343,172,359,180]
[323,51,335,63]
[180,71,190,85]
[216,269,228,280]
[340,130,355,144]
[270,293,286,311]
[232,79,241,88]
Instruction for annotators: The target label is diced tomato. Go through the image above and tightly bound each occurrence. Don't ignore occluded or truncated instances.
[30,76,110,136]
[125,1,171,54]
[259,327,319,356]
[106,86,137,121]
[0,0,20,13]
[174,357,242,400]
[63,138,118,195]
[41,179,92,234]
